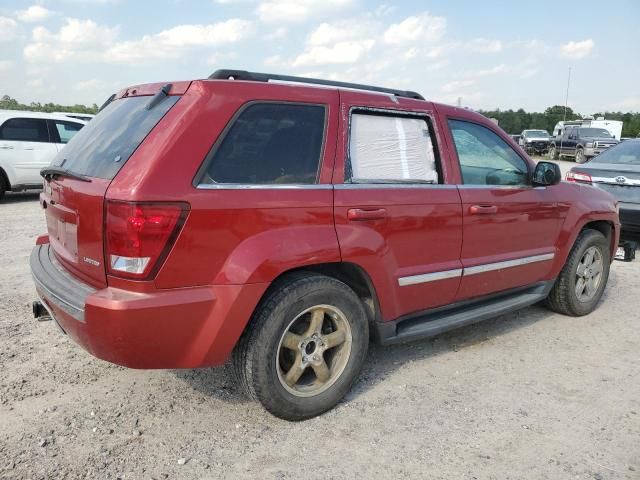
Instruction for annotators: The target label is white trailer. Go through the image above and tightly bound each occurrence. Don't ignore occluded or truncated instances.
[553,117,623,139]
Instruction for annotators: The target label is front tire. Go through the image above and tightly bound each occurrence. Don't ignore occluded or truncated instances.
[233,273,369,421]
[545,229,610,316]
[549,145,559,160]
[0,173,7,201]
[575,148,586,163]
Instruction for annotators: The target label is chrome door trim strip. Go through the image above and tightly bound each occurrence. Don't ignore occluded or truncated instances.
[196,183,333,190]
[398,268,462,286]
[397,253,555,286]
[334,183,456,190]
[463,253,555,276]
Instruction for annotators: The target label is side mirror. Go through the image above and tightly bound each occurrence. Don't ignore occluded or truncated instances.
[532,161,561,186]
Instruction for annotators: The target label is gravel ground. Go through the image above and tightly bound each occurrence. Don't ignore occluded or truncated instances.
[1,179,638,480]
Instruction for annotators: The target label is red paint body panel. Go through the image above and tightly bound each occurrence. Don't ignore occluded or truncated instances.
[41,177,112,288]
[31,79,620,370]
[36,281,266,368]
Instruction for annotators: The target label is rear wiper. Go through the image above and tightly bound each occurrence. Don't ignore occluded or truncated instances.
[41,166,91,182]
[145,83,172,110]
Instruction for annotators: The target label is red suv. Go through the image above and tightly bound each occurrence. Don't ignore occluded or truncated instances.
[31,70,620,420]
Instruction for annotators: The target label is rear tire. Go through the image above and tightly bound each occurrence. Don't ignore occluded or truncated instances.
[233,273,369,421]
[545,229,610,316]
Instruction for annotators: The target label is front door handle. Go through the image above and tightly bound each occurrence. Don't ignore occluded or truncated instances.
[469,205,498,215]
[347,208,388,221]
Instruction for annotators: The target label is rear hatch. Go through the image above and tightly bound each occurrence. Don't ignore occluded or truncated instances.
[41,83,186,288]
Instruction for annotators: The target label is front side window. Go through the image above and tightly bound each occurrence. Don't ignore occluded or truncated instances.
[348,113,438,183]
[53,120,83,144]
[448,119,529,186]
[202,103,326,185]
[0,118,49,142]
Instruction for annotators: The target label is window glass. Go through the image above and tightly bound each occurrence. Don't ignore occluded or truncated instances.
[349,113,438,183]
[592,140,640,165]
[0,118,49,142]
[54,121,83,144]
[448,119,529,186]
[51,95,179,180]
[203,103,325,185]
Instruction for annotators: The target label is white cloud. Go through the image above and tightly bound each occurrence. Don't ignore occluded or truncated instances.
[0,17,19,42]
[383,12,446,45]
[17,5,52,23]
[468,64,507,77]
[256,0,355,23]
[468,38,502,53]
[105,19,253,63]
[24,18,117,62]
[264,27,287,40]
[307,20,375,46]
[292,40,375,67]
[561,39,594,59]
[0,60,14,73]
[23,17,253,64]
[441,79,475,93]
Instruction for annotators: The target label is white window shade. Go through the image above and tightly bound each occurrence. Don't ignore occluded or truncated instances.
[349,114,438,183]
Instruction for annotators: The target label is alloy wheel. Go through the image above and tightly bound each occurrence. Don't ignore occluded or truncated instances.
[575,246,603,302]
[276,305,352,397]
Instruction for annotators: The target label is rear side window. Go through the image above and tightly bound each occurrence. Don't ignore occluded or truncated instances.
[52,120,83,144]
[51,95,179,179]
[348,113,438,183]
[201,103,326,185]
[0,118,49,142]
[448,119,529,186]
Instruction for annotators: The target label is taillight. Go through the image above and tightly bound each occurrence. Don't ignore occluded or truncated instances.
[105,201,189,279]
[565,171,592,184]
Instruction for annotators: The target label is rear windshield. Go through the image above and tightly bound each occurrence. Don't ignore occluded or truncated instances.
[51,95,180,179]
[592,140,640,165]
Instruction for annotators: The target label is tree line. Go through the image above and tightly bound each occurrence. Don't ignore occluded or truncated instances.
[2,95,639,138]
[479,105,640,138]
[1,95,98,115]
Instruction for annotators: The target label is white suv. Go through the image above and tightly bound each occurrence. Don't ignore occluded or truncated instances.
[0,111,85,199]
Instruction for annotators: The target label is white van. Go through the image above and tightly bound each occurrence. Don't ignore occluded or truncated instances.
[0,111,85,199]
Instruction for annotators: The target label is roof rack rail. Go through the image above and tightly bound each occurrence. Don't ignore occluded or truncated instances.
[208,69,425,100]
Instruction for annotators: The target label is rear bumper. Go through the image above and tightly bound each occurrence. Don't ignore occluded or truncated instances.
[30,244,267,369]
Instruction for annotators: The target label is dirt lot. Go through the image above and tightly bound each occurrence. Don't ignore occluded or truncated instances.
[1,174,638,479]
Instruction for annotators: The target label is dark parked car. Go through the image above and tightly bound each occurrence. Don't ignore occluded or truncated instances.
[30,69,619,420]
[550,126,618,164]
[567,139,640,234]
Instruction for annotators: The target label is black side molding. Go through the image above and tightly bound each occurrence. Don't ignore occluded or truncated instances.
[373,281,555,345]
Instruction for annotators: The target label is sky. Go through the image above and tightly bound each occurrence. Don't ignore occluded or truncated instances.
[0,0,638,114]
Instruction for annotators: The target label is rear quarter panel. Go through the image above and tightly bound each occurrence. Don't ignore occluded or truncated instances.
[107,80,342,288]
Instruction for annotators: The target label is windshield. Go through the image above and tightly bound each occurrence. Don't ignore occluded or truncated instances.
[579,128,612,138]
[51,95,179,180]
[591,140,640,165]
[525,130,549,138]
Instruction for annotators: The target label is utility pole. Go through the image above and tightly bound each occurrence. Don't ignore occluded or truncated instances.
[559,66,571,155]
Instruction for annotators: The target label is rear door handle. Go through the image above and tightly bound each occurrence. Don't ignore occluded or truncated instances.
[347,208,388,221]
[0,145,13,150]
[469,205,498,215]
